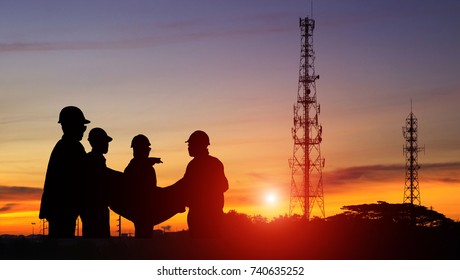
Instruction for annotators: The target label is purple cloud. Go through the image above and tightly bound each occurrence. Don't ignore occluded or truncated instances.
[0,186,42,202]
[0,203,20,213]
[323,162,460,194]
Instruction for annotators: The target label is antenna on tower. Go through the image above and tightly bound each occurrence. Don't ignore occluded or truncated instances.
[310,0,314,19]
[289,15,325,220]
[402,101,425,205]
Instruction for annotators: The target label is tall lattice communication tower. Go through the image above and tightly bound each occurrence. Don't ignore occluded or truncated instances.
[402,104,424,205]
[289,17,325,220]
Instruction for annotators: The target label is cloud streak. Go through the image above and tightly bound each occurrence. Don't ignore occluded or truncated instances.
[0,186,42,202]
[0,203,18,213]
[0,24,290,53]
[324,162,460,194]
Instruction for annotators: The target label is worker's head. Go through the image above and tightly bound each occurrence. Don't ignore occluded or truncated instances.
[88,127,112,154]
[58,106,90,140]
[186,130,210,157]
[131,134,151,159]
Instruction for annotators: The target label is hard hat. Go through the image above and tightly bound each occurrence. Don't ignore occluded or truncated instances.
[186,130,210,146]
[88,127,112,143]
[58,106,90,125]
[131,134,150,148]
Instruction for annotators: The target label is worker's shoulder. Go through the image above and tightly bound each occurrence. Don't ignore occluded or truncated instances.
[202,155,225,168]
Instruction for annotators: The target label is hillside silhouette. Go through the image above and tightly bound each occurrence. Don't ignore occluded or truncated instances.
[1,202,459,260]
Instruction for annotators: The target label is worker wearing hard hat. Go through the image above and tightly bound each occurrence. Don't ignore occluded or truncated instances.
[175,130,229,238]
[123,134,162,238]
[39,106,90,238]
[80,127,114,238]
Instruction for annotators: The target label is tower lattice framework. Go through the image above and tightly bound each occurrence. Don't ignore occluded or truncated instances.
[289,17,325,220]
[402,105,424,205]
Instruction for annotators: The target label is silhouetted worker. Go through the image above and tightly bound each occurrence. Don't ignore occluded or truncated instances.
[80,127,113,238]
[176,130,229,238]
[39,106,90,238]
[124,134,162,238]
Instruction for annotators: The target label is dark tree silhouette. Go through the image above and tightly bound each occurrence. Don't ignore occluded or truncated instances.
[328,201,454,227]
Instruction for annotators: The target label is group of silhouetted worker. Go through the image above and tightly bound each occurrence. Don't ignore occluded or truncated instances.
[39,106,229,239]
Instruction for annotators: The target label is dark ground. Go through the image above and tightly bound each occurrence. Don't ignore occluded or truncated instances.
[1,222,459,260]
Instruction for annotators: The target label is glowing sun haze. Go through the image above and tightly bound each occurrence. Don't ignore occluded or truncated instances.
[1,0,460,235]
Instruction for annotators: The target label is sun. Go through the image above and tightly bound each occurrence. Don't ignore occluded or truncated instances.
[265,192,277,205]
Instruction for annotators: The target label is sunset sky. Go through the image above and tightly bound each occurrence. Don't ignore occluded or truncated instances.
[1,0,459,235]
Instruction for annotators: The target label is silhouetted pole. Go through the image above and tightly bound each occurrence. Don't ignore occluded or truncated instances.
[76,217,80,236]
[41,219,47,236]
[117,215,121,237]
